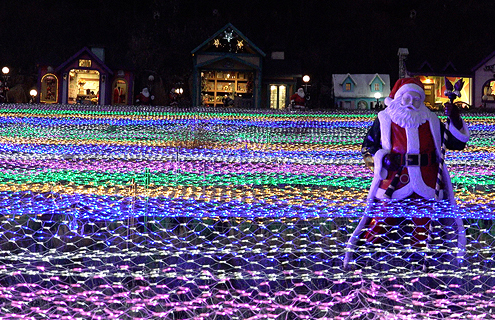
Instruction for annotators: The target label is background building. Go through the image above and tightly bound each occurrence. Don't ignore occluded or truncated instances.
[38,47,134,106]
[471,50,495,110]
[192,24,303,109]
[191,24,265,109]
[332,74,391,110]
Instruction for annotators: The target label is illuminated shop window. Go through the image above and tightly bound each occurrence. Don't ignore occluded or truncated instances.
[201,70,252,107]
[79,59,92,67]
[68,69,100,104]
[270,85,286,109]
[482,80,495,102]
[40,74,58,103]
[112,79,128,105]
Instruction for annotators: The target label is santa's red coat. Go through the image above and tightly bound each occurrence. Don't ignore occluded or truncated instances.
[136,93,151,105]
[290,93,305,107]
[364,109,469,202]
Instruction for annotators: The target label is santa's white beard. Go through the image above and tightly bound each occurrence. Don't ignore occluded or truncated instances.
[385,99,429,128]
[298,91,305,98]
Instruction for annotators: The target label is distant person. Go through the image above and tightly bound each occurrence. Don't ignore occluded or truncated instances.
[223,95,234,107]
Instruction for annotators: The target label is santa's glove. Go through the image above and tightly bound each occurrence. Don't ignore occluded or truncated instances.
[382,153,401,172]
[444,102,462,129]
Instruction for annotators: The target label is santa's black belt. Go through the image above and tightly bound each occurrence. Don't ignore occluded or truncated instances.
[390,152,437,167]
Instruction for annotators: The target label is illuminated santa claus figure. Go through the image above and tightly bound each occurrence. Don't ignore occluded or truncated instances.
[348,77,470,263]
[290,88,306,109]
[135,87,154,105]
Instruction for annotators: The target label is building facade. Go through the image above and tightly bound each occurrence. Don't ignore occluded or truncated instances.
[192,23,303,109]
[262,52,302,110]
[405,57,473,110]
[38,47,134,106]
[191,24,265,109]
[332,73,391,110]
[471,50,495,109]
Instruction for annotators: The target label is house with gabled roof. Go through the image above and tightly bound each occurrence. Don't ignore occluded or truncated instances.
[471,50,495,109]
[191,23,304,109]
[191,23,266,108]
[405,47,495,110]
[38,47,134,105]
[406,57,473,110]
[332,73,391,109]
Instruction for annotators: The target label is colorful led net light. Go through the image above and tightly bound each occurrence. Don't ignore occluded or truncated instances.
[0,105,493,318]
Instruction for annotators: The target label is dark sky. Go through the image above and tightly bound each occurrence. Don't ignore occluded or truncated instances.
[1,0,494,82]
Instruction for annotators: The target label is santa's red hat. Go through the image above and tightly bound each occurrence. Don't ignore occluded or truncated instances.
[385,77,425,106]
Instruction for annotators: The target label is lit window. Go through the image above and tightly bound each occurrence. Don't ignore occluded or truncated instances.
[374,83,380,91]
[40,74,58,103]
[345,83,351,91]
[270,85,286,109]
[79,59,91,67]
[482,80,495,102]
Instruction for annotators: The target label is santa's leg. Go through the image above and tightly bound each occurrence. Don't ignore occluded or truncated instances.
[429,217,464,270]
[406,217,430,270]
[455,217,466,264]
[344,216,371,269]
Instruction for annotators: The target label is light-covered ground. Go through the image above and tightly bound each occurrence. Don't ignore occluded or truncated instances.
[0,104,493,319]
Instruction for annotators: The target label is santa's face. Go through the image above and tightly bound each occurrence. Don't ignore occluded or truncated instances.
[386,90,428,128]
[400,91,422,110]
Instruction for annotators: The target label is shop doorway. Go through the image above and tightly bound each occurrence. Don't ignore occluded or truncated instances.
[68,69,100,104]
[40,74,58,103]
[423,82,435,109]
[269,84,287,109]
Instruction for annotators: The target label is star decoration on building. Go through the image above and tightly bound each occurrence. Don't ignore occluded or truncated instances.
[236,40,244,50]
[223,30,234,42]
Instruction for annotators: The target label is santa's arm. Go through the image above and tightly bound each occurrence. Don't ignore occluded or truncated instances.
[443,102,470,150]
[441,118,470,151]
[361,117,382,171]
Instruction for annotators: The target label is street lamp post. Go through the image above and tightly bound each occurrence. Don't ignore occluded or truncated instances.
[398,48,409,79]
[1,67,9,103]
[30,89,38,104]
[302,75,310,93]
[301,75,311,108]
[148,75,155,93]
[374,92,382,109]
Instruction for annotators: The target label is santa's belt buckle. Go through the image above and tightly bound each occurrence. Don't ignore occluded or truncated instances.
[405,154,420,166]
